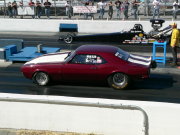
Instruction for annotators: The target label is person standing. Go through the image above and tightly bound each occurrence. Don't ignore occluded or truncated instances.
[36,0,42,18]
[97,0,107,19]
[173,0,180,19]
[12,1,18,18]
[7,2,13,18]
[123,0,130,20]
[132,0,140,19]
[89,0,95,19]
[29,0,35,19]
[65,1,72,19]
[152,0,160,19]
[170,22,179,66]
[120,1,125,19]
[19,1,23,19]
[82,0,90,19]
[44,0,51,19]
[115,0,121,19]
[108,1,114,19]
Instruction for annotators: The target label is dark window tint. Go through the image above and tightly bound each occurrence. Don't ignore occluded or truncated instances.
[70,54,106,64]
[115,49,129,61]
[70,54,87,64]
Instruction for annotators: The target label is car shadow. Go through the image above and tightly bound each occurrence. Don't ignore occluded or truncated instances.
[131,73,174,90]
[34,73,175,96]
[49,81,109,88]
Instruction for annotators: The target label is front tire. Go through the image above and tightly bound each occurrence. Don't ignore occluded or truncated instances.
[108,72,130,90]
[33,72,50,86]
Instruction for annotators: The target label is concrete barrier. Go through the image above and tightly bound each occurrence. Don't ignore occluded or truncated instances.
[0,18,178,34]
[0,93,180,135]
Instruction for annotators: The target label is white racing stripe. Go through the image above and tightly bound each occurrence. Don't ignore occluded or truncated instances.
[128,57,151,66]
[130,54,151,61]
[25,53,69,65]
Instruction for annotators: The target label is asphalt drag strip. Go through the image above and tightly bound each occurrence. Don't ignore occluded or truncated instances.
[0,62,180,103]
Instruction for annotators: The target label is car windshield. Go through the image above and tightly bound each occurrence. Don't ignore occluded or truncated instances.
[115,48,130,61]
[64,51,75,61]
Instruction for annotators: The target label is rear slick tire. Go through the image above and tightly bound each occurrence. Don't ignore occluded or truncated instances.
[33,72,50,86]
[108,72,130,90]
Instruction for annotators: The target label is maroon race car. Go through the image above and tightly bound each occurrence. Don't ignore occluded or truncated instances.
[21,45,156,90]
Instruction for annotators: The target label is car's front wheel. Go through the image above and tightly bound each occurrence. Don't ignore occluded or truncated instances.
[33,72,50,86]
[108,72,130,90]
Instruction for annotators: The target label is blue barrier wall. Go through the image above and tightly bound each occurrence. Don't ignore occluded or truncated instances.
[0,48,5,60]
[0,39,23,52]
[0,39,23,61]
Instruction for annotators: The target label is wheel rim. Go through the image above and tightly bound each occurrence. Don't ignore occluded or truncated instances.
[35,72,48,85]
[64,35,72,43]
[112,73,126,86]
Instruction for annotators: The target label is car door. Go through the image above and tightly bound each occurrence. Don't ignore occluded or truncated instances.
[62,54,105,82]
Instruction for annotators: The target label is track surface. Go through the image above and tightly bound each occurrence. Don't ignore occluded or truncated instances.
[0,34,180,104]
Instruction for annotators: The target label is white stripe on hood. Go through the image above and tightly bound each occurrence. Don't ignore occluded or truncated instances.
[25,53,69,65]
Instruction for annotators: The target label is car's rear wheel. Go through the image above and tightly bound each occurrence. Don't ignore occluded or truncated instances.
[64,34,73,44]
[108,72,130,90]
[33,72,50,86]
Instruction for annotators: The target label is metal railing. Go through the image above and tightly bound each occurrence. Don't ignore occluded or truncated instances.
[0,2,177,20]
[0,95,149,135]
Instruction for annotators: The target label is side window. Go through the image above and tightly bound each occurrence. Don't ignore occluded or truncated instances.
[85,55,106,64]
[70,54,106,65]
[70,54,86,64]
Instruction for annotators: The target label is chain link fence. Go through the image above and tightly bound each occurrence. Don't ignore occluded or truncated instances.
[0,0,177,20]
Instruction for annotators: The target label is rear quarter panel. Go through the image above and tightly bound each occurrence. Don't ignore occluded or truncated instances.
[103,54,149,79]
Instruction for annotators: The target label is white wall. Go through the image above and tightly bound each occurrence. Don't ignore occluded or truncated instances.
[0,93,180,135]
[0,18,178,34]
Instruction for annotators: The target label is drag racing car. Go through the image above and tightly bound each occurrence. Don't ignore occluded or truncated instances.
[59,19,172,44]
[21,45,156,90]
[59,23,145,44]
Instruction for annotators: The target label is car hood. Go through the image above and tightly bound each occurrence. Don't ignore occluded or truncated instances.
[24,52,69,65]
[127,54,152,66]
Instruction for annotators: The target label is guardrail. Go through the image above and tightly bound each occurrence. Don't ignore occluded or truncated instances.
[0,94,149,135]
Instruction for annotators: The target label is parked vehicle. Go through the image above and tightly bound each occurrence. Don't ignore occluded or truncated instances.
[21,45,156,90]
